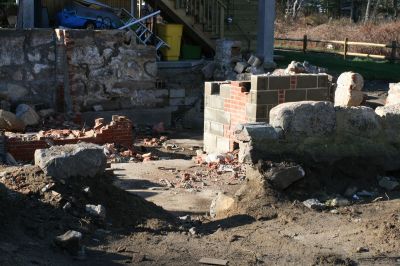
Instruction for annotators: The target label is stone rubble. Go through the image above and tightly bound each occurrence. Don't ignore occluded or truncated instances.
[334,72,365,107]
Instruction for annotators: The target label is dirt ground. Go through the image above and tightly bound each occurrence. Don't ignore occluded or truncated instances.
[1,131,400,266]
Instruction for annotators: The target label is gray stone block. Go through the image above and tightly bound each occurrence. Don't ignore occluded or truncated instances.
[270,101,336,137]
[205,95,224,110]
[335,106,381,138]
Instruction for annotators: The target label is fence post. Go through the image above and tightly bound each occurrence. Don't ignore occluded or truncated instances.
[344,37,348,60]
[391,40,397,63]
[303,35,307,53]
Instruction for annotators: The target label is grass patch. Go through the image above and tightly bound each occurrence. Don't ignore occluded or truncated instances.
[275,50,400,81]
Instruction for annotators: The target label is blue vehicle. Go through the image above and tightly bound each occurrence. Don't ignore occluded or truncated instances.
[57,0,124,29]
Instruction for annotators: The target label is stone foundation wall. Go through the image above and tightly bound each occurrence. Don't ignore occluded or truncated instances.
[0,29,170,116]
[204,74,331,153]
[235,102,400,172]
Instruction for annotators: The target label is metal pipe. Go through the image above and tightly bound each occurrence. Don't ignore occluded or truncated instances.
[118,10,160,30]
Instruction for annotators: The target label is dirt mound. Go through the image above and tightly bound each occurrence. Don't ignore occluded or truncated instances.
[0,165,174,264]
[220,159,399,220]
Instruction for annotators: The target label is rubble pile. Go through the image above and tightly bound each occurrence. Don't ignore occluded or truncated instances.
[0,144,172,258]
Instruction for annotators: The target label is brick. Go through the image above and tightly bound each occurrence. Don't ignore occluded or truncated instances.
[268,76,291,90]
[220,84,232,99]
[285,89,307,102]
[169,88,185,98]
[296,75,318,89]
[306,88,330,101]
[250,75,268,91]
[252,90,279,105]
[205,108,231,124]
[205,95,224,110]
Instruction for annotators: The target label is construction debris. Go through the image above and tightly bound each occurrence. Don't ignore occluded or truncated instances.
[34,143,107,179]
[386,82,400,106]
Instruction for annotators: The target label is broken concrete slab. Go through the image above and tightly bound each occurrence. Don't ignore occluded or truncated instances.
[35,143,107,179]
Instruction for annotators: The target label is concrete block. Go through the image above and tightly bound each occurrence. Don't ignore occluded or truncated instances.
[296,75,318,89]
[285,89,307,102]
[234,62,249,73]
[205,95,224,110]
[216,136,231,153]
[253,90,279,105]
[250,75,268,91]
[246,103,268,119]
[209,121,224,136]
[220,84,231,99]
[204,132,218,153]
[318,74,329,88]
[247,55,262,67]
[205,82,224,95]
[268,76,290,90]
[307,88,329,101]
[170,88,185,98]
[205,107,231,124]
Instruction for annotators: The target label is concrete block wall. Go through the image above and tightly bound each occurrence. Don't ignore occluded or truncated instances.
[204,74,330,153]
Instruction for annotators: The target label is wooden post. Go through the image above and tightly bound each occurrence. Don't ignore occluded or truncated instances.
[344,37,349,60]
[391,40,397,63]
[303,35,307,53]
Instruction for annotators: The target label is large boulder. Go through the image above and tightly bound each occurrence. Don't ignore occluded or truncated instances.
[16,104,40,126]
[0,109,25,132]
[334,72,364,107]
[375,103,400,141]
[335,106,381,138]
[385,83,400,106]
[35,143,107,179]
[269,101,336,137]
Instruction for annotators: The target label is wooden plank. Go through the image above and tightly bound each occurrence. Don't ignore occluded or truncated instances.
[199,257,229,266]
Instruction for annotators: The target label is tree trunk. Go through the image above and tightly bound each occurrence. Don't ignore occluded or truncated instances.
[394,0,398,20]
[372,0,381,20]
[365,0,372,22]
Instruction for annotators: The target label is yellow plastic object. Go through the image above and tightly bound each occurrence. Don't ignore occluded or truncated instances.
[157,24,183,61]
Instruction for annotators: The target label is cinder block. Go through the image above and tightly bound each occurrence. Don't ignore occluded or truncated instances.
[306,88,329,101]
[205,107,231,124]
[268,76,290,90]
[246,103,268,119]
[205,82,221,95]
[251,75,268,91]
[209,121,224,136]
[216,136,231,153]
[220,84,231,99]
[285,89,307,102]
[205,95,224,110]
[204,132,217,153]
[234,61,249,73]
[253,90,279,104]
[204,120,211,132]
[170,88,185,98]
[296,75,318,89]
[318,74,329,88]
